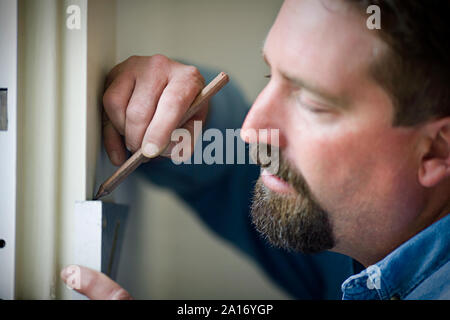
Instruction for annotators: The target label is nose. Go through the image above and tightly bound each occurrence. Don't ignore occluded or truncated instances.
[241,81,287,148]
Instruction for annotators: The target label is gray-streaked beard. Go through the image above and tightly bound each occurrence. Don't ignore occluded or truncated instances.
[250,145,335,254]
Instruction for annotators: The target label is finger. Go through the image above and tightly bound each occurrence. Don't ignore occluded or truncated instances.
[103,72,135,136]
[104,56,138,90]
[102,111,127,166]
[105,63,123,89]
[61,265,132,300]
[141,71,204,158]
[124,76,167,152]
[162,101,209,161]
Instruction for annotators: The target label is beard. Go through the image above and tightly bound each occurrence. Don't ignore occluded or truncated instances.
[250,144,335,254]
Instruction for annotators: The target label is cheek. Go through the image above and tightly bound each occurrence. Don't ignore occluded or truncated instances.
[286,123,419,211]
[291,130,368,199]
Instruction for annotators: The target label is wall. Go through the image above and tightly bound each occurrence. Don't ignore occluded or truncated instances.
[114,0,289,299]
[115,0,281,103]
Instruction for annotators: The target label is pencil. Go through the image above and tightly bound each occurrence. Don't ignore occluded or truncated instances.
[94,72,229,200]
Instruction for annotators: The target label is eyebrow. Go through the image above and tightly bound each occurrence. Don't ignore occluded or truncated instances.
[262,51,349,108]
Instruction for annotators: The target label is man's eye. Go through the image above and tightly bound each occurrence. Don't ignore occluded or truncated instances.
[297,98,328,113]
[295,90,334,113]
[264,74,272,79]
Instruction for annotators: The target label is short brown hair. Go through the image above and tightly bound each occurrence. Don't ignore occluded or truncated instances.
[347,0,450,126]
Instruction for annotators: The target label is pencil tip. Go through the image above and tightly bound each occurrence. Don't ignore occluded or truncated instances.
[94,188,108,200]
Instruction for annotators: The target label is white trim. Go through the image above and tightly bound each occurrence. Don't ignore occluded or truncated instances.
[0,0,18,300]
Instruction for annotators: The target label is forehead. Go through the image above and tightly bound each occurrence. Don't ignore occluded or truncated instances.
[265,0,386,96]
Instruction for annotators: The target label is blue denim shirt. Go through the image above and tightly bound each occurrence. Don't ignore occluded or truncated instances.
[341,214,450,300]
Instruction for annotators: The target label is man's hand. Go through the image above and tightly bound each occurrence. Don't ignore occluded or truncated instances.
[102,55,207,166]
[61,265,133,300]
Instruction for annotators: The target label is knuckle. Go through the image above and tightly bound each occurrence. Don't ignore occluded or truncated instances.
[184,65,204,84]
[150,54,169,68]
[165,93,187,110]
[103,90,123,113]
[125,105,147,124]
[126,55,140,64]
[184,65,199,76]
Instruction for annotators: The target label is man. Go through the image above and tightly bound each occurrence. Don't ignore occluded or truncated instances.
[61,0,449,300]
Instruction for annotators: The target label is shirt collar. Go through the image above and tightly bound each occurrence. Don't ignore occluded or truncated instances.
[341,213,450,300]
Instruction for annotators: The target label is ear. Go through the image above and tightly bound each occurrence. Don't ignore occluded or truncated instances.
[418,117,450,188]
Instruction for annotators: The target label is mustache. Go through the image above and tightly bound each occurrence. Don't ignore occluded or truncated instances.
[249,142,279,171]
[249,143,310,195]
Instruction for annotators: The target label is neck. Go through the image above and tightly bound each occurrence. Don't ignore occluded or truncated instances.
[335,185,450,268]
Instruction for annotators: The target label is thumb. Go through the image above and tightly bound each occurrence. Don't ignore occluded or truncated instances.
[61,265,133,300]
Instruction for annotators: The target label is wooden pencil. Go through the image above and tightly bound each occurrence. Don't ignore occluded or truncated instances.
[94,72,229,200]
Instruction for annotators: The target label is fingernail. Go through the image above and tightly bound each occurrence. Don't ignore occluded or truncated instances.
[60,265,75,281]
[143,143,160,158]
[110,150,120,165]
[60,268,69,282]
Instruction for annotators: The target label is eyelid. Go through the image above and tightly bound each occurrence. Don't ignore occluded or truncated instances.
[297,92,331,112]
[299,90,329,106]
[299,100,327,112]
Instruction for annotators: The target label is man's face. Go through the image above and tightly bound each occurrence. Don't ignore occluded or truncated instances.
[242,0,425,265]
